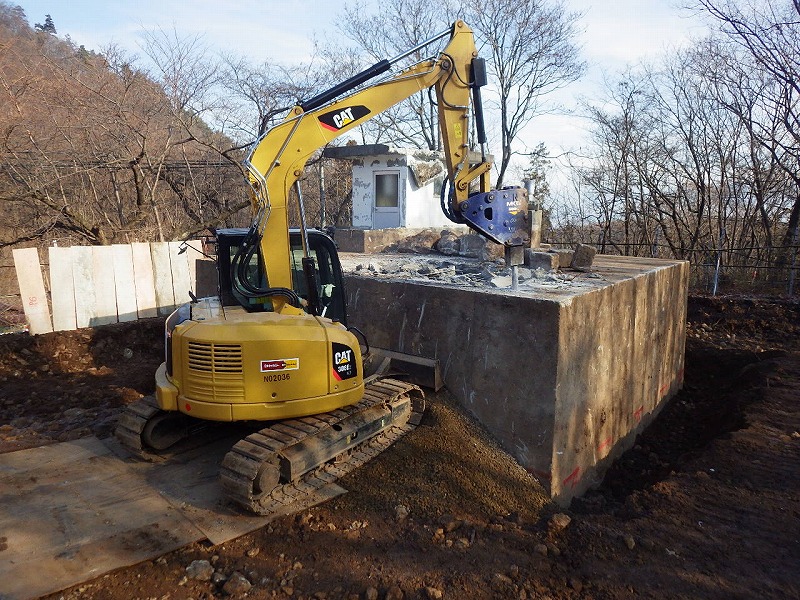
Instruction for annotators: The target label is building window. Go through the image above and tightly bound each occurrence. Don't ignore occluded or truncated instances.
[375,173,399,207]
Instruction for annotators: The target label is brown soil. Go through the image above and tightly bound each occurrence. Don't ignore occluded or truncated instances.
[1,295,798,600]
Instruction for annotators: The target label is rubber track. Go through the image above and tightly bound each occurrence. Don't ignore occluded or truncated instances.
[114,395,162,459]
[220,378,424,515]
[115,379,425,514]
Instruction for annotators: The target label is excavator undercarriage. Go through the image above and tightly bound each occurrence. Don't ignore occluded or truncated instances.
[116,376,425,515]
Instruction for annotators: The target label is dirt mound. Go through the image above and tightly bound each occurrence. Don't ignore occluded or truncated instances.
[0,295,797,599]
[0,319,162,452]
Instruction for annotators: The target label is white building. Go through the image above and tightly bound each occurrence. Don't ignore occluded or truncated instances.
[324,144,455,230]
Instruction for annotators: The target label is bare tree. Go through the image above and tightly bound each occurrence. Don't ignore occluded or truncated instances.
[0,6,248,247]
[324,0,456,150]
[695,0,800,259]
[326,0,584,186]
[464,0,584,186]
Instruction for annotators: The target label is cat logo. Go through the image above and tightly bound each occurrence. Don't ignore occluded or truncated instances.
[335,349,353,365]
[331,342,357,381]
[318,105,370,132]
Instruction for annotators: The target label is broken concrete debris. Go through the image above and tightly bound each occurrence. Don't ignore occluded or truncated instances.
[343,253,598,293]
[570,243,597,271]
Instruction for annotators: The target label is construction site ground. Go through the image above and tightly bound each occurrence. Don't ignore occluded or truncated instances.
[0,294,798,600]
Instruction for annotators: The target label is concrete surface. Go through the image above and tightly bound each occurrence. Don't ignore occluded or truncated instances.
[343,254,688,505]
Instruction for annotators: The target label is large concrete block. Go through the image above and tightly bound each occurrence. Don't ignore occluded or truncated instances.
[345,255,688,505]
[525,250,558,270]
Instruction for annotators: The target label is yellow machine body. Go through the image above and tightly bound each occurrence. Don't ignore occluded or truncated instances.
[156,307,363,421]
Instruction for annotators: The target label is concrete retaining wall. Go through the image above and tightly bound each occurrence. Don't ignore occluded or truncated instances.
[345,255,688,505]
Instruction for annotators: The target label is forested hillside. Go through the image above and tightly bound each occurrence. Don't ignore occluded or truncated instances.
[0,2,256,250]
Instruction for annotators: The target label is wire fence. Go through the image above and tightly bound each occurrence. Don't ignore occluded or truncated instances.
[547,239,800,297]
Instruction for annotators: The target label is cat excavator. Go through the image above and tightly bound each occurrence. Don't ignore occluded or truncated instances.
[115,21,530,515]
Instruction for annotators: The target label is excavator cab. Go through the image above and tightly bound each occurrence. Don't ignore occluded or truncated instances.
[215,228,348,325]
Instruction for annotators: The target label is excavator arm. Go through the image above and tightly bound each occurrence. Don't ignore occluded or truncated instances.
[237,20,528,314]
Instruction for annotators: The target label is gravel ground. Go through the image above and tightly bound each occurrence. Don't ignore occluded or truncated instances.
[0,295,798,599]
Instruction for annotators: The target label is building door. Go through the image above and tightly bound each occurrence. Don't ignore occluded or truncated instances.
[372,171,402,229]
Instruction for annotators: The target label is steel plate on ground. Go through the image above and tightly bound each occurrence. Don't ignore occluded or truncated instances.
[0,435,346,600]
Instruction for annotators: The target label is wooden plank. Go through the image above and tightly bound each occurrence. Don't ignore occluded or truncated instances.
[112,245,138,322]
[150,242,175,316]
[12,247,53,335]
[169,240,192,305]
[91,246,117,326]
[186,240,204,294]
[131,243,158,319]
[71,246,96,329]
[48,246,77,332]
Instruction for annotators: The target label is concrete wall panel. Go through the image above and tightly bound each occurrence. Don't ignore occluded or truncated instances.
[346,255,688,505]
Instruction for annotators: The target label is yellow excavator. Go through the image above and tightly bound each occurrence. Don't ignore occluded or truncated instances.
[115,21,530,514]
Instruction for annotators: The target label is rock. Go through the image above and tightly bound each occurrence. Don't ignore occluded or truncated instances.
[365,586,379,600]
[439,514,462,533]
[63,407,86,419]
[246,547,260,558]
[548,513,572,533]
[395,504,410,521]
[481,240,505,261]
[212,571,227,585]
[533,543,548,557]
[569,577,583,592]
[424,586,443,599]
[185,559,214,581]
[393,231,440,254]
[458,234,486,258]
[492,573,513,589]
[623,534,636,550]
[435,231,460,256]
[524,250,558,271]
[385,585,404,600]
[491,275,513,288]
[432,264,457,279]
[570,243,597,271]
[553,248,574,268]
[280,585,294,596]
[222,571,252,595]
[122,347,134,359]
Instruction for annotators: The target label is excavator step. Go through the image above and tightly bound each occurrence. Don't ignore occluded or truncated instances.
[363,348,443,391]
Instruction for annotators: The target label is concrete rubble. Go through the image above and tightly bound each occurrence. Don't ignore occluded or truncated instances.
[341,254,605,295]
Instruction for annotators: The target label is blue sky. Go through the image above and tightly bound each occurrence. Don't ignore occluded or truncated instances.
[13,1,709,185]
